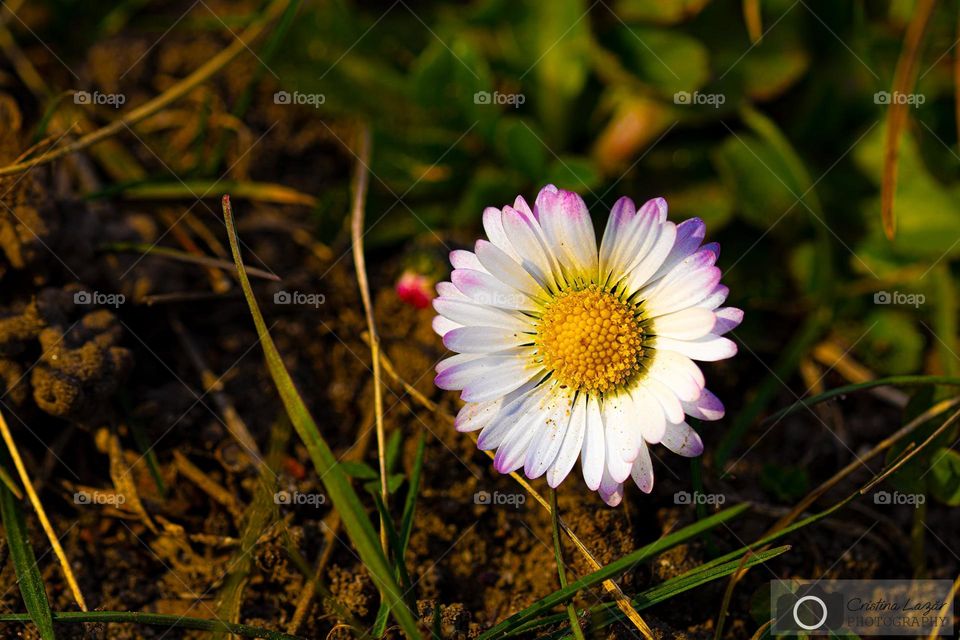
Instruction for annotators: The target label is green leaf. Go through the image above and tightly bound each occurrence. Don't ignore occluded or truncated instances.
[545,155,602,192]
[0,483,56,640]
[477,503,751,639]
[221,197,421,639]
[616,27,709,95]
[494,117,548,179]
[523,0,591,140]
[928,447,960,506]
[339,461,380,480]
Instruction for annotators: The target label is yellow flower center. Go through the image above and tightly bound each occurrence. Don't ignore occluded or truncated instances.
[535,286,644,394]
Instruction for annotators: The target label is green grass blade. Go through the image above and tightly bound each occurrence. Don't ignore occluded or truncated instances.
[0,611,299,639]
[0,483,56,640]
[761,376,960,426]
[221,196,421,639]
[477,503,751,639]
[373,432,426,637]
[513,545,792,637]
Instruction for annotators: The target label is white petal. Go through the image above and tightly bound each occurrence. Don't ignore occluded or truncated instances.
[443,326,531,354]
[645,353,704,403]
[475,240,547,299]
[547,395,588,488]
[580,396,605,491]
[458,378,540,434]
[493,386,561,473]
[630,441,654,493]
[642,377,685,424]
[599,196,637,283]
[629,385,666,444]
[455,400,498,433]
[623,221,678,293]
[534,186,597,283]
[696,285,729,310]
[432,315,461,337]
[713,307,744,335]
[651,307,717,340]
[483,207,521,261]
[476,381,548,449]
[462,370,540,403]
[682,388,725,421]
[501,207,558,291]
[524,388,576,478]
[436,281,468,300]
[598,466,624,506]
[449,250,486,272]
[602,396,634,483]
[642,265,721,318]
[660,421,704,457]
[451,269,539,311]
[656,335,738,362]
[648,217,705,284]
[436,352,480,375]
[433,298,531,333]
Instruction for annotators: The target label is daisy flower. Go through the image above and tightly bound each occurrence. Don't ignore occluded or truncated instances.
[432,185,741,506]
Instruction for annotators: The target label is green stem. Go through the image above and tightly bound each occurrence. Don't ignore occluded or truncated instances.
[550,489,586,640]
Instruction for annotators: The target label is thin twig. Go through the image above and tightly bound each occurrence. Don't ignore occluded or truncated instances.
[0,0,292,177]
[348,123,389,556]
[0,410,87,610]
[926,572,960,640]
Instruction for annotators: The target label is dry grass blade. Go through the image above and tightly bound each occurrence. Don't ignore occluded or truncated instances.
[0,410,87,611]
[0,0,293,177]
[743,0,762,43]
[349,124,390,554]
[926,572,960,640]
[372,347,656,639]
[881,0,935,240]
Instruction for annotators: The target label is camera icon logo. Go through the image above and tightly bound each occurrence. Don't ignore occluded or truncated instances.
[673,91,692,105]
[73,491,91,504]
[773,584,843,633]
[474,91,491,105]
[74,90,91,104]
[274,491,292,505]
[874,490,891,504]
[274,91,291,105]
[74,291,92,305]
[674,491,692,504]
[874,291,891,304]
[474,490,491,505]
[874,91,891,105]
[274,291,291,304]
